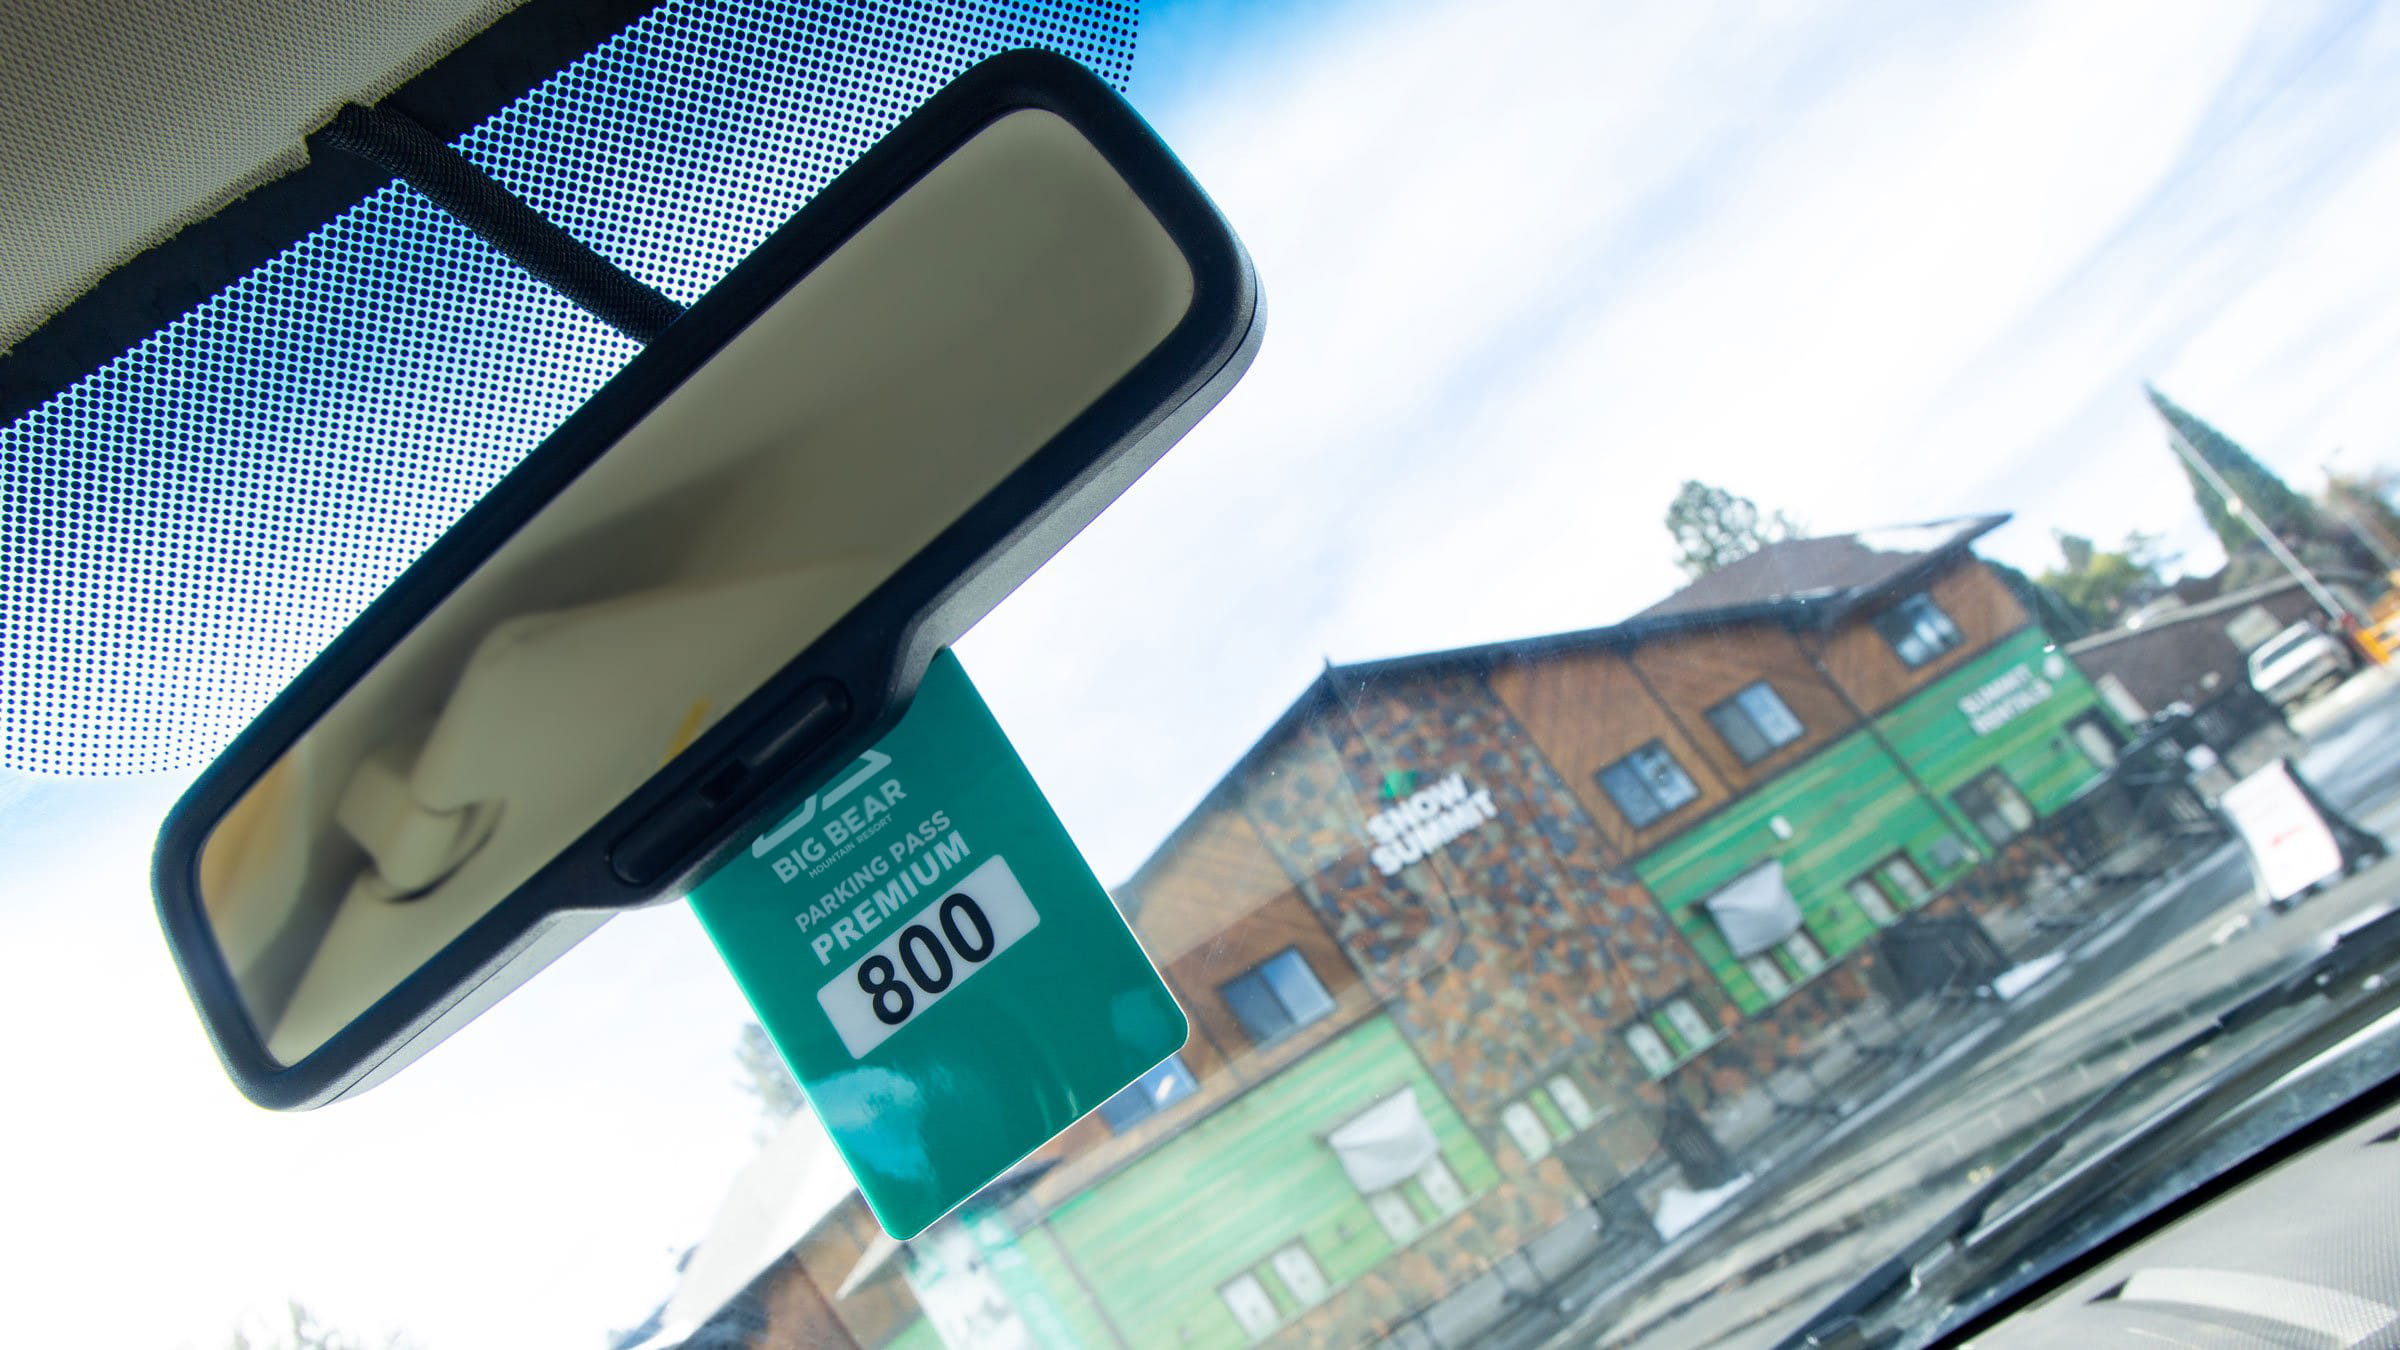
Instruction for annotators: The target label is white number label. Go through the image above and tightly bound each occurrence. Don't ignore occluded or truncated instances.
[817,854,1039,1057]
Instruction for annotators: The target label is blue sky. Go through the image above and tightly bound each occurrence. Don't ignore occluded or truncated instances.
[9,1,2400,1346]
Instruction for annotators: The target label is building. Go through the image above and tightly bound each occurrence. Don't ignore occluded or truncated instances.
[2068,571,2372,717]
[664,515,2126,1350]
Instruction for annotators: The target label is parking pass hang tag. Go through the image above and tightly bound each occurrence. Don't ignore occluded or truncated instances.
[688,650,1187,1238]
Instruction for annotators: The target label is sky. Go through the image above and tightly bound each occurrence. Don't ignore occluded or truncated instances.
[7,1,2400,1346]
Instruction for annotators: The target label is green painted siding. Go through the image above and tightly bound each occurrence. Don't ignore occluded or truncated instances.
[1044,1015,1498,1349]
[1016,1225,1116,1349]
[968,1209,1092,1350]
[1637,732,1965,1011]
[1638,626,2109,1014]
[1528,1088,1573,1141]
[885,1316,943,1350]
[1872,627,2109,820]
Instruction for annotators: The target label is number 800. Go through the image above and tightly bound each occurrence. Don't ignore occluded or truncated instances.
[855,893,997,1026]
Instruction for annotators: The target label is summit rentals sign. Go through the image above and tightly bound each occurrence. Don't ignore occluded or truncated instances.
[1958,658,2061,736]
[1366,773,1499,876]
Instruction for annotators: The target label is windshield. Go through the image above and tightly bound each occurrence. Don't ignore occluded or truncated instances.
[2254,626,2323,666]
[11,3,2400,1349]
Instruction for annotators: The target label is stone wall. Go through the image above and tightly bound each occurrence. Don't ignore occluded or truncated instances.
[1228,670,1718,1128]
[1214,662,2073,1185]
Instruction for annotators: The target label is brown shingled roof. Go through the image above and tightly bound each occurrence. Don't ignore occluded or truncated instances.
[1636,515,2010,619]
[1114,514,2012,898]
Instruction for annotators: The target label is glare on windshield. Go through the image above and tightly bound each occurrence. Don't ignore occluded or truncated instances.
[8,3,2400,1349]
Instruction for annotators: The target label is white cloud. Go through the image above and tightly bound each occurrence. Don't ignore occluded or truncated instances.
[965,0,2400,886]
[0,773,764,1349]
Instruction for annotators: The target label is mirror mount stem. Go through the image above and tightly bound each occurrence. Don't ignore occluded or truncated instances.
[316,103,685,343]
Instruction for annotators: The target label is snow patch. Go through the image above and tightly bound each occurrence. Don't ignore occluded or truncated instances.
[1651,1173,1754,1241]
[2211,913,2260,947]
[1852,520,1978,556]
[1990,952,2065,1000]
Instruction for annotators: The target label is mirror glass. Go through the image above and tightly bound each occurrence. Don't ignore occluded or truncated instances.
[194,108,1195,1064]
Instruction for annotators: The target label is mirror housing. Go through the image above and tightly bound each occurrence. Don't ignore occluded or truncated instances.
[151,50,1259,1109]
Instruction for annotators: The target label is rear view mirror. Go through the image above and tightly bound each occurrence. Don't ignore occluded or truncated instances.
[151,52,1260,1109]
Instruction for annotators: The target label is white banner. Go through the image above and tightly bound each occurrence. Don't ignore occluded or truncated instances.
[1704,859,1803,958]
[1327,1088,1440,1193]
[2221,759,2344,903]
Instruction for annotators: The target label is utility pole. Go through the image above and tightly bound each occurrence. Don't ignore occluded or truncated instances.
[2164,418,2351,624]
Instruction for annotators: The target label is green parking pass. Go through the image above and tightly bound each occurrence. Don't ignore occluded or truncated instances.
[688,650,1187,1237]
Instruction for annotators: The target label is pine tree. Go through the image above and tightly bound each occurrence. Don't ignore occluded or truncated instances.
[734,1021,804,1134]
[1663,480,1801,578]
[2147,386,2328,563]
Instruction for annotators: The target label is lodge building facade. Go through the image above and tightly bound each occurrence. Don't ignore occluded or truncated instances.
[664,516,2126,1350]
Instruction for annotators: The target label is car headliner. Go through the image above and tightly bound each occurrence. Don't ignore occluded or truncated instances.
[0,0,526,351]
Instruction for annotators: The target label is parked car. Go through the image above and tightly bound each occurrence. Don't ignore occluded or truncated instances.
[2247,620,2356,706]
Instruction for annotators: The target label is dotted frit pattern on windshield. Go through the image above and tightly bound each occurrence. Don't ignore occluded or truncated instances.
[0,0,1138,776]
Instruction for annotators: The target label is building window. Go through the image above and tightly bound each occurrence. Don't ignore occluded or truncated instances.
[1220,948,1337,1047]
[1097,1053,1199,1132]
[1365,1188,1422,1244]
[1270,1243,1329,1308]
[1500,1099,1555,1161]
[1624,1022,1677,1077]
[1598,741,1700,828]
[1878,853,1933,903]
[1745,954,1793,1000]
[1953,769,2036,847]
[1546,1074,1599,1131]
[2224,603,2282,651]
[1221,1273,1280,1340]
[1626,996,1716,1078]
[1847,876,1897,925]
[1875,592,1965,668]
[1706,681,1806,763]
[1660,997,1714,1049]
[1848,852,1931,925]
[2067,711,2121,770]
[1783,930,1826,975]
[1417,1156,1467,1214]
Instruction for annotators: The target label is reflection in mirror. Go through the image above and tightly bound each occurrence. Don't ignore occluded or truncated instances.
[197,108,1196,1064]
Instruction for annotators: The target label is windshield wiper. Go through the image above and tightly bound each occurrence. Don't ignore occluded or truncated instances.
[1780,902,2400,1350]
